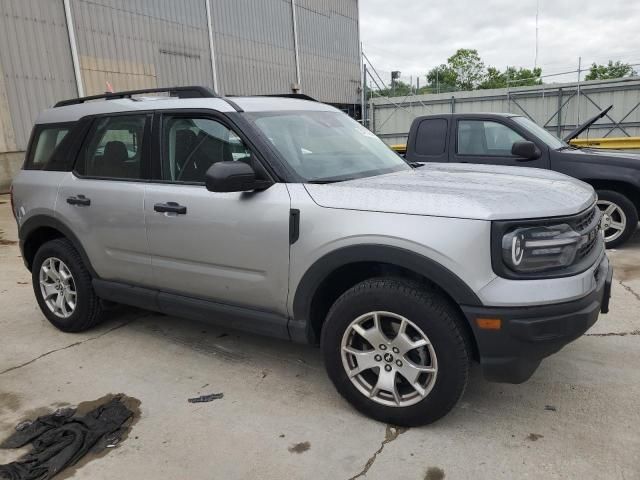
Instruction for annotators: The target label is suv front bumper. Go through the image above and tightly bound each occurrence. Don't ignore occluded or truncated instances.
[461,255,612,383]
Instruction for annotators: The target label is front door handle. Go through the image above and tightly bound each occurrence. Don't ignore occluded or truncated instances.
[154,202,187,214]
[67,195,91,206]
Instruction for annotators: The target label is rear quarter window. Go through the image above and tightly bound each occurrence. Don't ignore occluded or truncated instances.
[24,123,75,170]
[415,119,447,156]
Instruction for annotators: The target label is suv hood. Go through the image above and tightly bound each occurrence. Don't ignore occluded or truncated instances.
[304,163,596,221]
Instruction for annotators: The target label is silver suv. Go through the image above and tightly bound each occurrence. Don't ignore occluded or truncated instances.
[11,86,612,426]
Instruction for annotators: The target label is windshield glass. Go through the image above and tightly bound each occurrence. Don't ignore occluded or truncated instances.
[246,111,411,182]
[513,116,568,150]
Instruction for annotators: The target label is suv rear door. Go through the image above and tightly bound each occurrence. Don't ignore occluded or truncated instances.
[450,117,549,168]
[55,113,153,286]
[144,111,291,315]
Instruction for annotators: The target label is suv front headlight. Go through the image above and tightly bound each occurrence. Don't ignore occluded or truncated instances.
[502,224,581,273]
[491,206,603,279]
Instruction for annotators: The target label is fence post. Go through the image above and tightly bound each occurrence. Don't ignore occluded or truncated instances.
[450,96,455,113]
[557,87,563,138]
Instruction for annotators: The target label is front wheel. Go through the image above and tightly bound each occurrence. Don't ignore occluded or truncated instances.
[596,190,638,248]
[321,278,470,427]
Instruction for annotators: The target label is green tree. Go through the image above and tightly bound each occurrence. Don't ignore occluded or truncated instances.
[425,49,486,92]
[425,64,458,93]
[585,60,637,81]
[478,66,542,89]
[369,80,413,98]
[447,49,485,90]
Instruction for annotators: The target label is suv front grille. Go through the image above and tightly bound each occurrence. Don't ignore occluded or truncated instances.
[570,206,601,262]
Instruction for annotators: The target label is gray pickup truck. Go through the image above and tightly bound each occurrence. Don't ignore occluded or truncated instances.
[403,108,640,247]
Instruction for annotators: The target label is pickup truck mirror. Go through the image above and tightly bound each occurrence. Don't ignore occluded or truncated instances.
[511,141,541,160]
[205,161,272,193]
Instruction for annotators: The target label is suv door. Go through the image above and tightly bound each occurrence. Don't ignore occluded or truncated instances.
[451,119,548,168]
[144,112,291,315]
[56,113,153,286]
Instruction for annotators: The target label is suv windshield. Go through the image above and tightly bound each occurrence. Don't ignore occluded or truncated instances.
[247,111,410,182]
[512,116,568,150]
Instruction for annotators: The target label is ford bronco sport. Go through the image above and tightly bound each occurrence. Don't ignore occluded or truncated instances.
[11,86,612,426]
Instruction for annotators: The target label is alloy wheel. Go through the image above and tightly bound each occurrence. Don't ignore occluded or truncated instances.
[341,311,438,407]
[597,200,627,244]
[39,257,77,319]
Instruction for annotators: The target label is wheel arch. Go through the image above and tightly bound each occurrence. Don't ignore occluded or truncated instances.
[19,215,97,277]
[290,245,482,353]
[584,179,640,213]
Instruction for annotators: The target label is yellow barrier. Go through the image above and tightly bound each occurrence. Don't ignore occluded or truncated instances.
[569,137,640,149]
[389,137,640,154]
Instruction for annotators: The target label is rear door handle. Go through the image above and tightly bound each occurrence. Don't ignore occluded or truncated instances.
[154,201,187,214]
[67,195,91,206]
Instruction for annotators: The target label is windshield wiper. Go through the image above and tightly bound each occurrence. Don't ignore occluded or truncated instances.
[409,162,425,168]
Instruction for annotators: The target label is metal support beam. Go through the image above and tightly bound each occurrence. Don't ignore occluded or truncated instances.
[205,0,219,93]
[291,0,302,90]
[63,0,84,97]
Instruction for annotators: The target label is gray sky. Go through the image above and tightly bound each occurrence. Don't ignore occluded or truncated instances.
[360,0,640,84]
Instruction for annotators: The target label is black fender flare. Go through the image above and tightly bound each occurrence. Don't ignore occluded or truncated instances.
[19,214,98,278]
[289,244,482,343]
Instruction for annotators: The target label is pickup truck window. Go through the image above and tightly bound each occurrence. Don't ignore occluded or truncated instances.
[512,116,566,150]
[457,120,524,156]
[248,111,410,183]
[415,119,447,155]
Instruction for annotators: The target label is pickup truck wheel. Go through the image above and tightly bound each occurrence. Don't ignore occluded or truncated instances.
[321,277,470,426]
[596,190,638,248]
[32,238,104,332]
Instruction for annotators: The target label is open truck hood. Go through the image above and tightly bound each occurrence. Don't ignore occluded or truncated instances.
[304,163,596,221]
[563,105,613,142]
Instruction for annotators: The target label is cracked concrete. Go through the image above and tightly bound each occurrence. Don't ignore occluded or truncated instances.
[348,425,408,479]
[1,196,639,479]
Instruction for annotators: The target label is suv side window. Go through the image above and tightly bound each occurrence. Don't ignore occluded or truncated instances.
[457,120,524,156]
[24,124,74,170]
[76,115,148,179]
[161,116,259,183]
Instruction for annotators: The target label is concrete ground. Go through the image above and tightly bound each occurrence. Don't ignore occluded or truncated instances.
[0,194,638,480]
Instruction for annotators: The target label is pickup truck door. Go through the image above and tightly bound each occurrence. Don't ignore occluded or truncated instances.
[449,118,548,169]
[144,112,291,316]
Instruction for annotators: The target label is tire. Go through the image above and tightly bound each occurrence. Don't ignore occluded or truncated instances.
[32,238,104,332]
[596,190,638,248]
[321,277,470,427]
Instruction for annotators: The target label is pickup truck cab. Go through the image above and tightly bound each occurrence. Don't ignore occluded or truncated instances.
[11,86,611,426]
[404,110,640,247]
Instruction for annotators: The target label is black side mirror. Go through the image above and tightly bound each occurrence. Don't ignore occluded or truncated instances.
[511,141,541,160]
[205,161,271,193]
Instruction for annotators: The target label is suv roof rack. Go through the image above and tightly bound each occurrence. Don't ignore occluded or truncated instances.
[257,93,318,102]
[54,86,218,107]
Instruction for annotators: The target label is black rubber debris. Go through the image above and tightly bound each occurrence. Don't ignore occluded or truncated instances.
[0,395,135,480]
[187,393,224,403]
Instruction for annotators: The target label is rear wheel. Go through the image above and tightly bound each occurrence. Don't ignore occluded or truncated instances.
[596,190,638,248]
[321,277,470,426]
[32,238,104,332]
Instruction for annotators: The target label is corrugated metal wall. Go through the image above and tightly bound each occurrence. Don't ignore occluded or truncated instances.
[211,0,298,96]
[296,0,360,105]
[370,78,640,145]
[71,0,214,95]
[0,0,78,152]
[0,0,361,155]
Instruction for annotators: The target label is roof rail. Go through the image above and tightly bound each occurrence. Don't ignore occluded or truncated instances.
[257,93,318,102]
[54,86,217,107]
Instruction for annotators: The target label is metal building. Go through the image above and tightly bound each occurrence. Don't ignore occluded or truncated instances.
[0,0,362,191]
